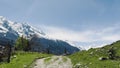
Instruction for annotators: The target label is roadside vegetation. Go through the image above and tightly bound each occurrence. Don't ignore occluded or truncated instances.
[0,51,52,68]
[44,57,52,63]
[62,56,67,62]
[69,40,120,68]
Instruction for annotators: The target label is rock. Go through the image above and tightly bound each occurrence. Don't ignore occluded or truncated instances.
[23,65,27,68]
[99,57,107,60]
[13,55,17,58]
[90,52,93,55]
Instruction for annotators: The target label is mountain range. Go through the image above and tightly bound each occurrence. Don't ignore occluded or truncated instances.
[0,16,80,55]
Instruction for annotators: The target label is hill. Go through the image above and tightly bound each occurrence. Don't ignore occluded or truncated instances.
[69,40,120,68]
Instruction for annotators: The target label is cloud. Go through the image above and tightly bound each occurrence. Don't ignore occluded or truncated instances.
[39,25,120,49]
[41,25,120,42]
[102,35,120,41]
[40,25,95,42]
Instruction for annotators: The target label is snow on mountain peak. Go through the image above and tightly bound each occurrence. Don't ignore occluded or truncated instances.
[0,16,46,40]
[0,16,5,19]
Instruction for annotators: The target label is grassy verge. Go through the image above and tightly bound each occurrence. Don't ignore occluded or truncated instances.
[69,51,120,68]
[69,46,120,68]
[0,51,52,68]
[44,57,52,63]
[62,56,67,62]
[68,41,120,68]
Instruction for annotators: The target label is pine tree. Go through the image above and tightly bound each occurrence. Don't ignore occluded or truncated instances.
[45,45,49,54]
[15,36,29,51]
[64,47,67,55]
[7,42,12,63]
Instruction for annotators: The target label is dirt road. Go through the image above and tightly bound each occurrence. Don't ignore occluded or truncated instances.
[33,56,72,68]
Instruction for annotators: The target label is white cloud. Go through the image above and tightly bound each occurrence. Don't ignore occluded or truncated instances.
[102,35,120,41]
[39,25,120,49]
[40,25,96,42]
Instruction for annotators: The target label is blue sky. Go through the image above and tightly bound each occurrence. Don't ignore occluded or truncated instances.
[0,0,120,49]
[1,0,119,28]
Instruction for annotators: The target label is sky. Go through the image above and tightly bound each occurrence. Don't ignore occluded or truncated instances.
[0,0,120,49]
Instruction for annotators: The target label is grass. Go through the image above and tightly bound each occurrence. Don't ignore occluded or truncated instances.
[62,56,67,62]
[44,57,52,62]
[69,40,120,68]
[54,57,59,61]
[0,51,52,68]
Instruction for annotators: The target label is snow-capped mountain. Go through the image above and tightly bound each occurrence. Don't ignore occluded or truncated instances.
[0,16,45,39]
[0,16,80,54]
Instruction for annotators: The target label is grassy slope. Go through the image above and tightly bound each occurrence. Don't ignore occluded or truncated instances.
[0,51,52,68]
[69,40,120,68]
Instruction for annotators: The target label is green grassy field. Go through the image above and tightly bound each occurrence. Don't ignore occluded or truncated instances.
[69,40,120,68]
[0,51,52,68]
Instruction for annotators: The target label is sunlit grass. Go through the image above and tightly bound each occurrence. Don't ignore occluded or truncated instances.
[0,51,52,68]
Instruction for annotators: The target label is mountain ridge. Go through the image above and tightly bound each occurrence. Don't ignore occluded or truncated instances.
[0,16,80,54]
